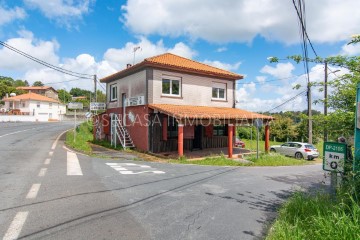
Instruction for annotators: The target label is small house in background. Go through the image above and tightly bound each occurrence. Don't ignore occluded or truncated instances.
[16,86,59,100]
[95,53,273,157]
[2,92,66,121]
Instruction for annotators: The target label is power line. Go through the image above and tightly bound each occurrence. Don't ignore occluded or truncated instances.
[291,0,318,57]
[43,77,87,85]
[266,90,307,112]
[0,41,93,79]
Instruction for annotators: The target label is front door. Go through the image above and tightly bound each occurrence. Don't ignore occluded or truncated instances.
[193,125,203,149]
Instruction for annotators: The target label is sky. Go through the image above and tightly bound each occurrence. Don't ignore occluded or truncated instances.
[0,0,360,113]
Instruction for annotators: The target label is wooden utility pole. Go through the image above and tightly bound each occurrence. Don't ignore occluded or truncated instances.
[324,61,328,142]
[308,81,312,144]
[94,74,97,102]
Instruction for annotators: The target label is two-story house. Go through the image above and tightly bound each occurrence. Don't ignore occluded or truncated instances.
[97,53,272,157]
[16,86,59,100]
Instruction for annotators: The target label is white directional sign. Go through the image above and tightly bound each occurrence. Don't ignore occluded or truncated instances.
[68,102,83,110]
[323,142,346,173]
[90,102,106,111]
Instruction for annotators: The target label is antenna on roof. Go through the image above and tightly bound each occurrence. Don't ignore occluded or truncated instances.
[133,46,142,65]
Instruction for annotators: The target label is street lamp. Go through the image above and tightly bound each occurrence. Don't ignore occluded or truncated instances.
[324,62,341,142]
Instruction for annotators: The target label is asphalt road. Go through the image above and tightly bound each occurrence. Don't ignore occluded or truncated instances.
[0,122,328,240]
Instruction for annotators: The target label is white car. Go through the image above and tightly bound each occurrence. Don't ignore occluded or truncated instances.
[270,142,319,160]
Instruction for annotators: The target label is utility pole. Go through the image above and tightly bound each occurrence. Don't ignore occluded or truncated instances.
[324,61,328,142]
[94,74,97,102]
[308,81,312,144]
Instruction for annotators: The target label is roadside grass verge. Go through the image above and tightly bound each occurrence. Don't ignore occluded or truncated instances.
[65,121,93,154]
[169,155,247,166]
[266,184,360,240]
[91,139,123,151]
[245,153,309,166]
[169,153,309,167]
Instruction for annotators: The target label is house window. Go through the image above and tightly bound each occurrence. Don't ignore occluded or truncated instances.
[22,102,25,108]
[37,102,40,108]
[162,76,181,96]
[213,125,228,136]
[49,103,52,109]
[212,82,226,100]
[110,84,117,101]
[10,102,13,108]
[167,117,178,138]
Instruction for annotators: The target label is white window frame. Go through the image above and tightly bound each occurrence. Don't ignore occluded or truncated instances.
[162,76,181,97]
[212,82,226,100]
[110,84,118,101]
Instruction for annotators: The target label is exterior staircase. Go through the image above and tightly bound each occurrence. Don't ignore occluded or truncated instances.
[110,113,135,149]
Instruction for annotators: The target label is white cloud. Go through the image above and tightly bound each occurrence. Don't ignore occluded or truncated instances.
[0,30,60,71]
[121,0,360,44]
[24,0,92,28]
[202,60,241,72]
[260,62,295,79]
[340,43,360,56]
[0,32,198,91]
[216,47,227,53]
[236,64,347,112]
[256,76,267,83]
[103,37,196,71]
[0,6,26,26]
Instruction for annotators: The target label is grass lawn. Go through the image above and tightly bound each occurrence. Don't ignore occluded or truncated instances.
[65,121,93,154]
[169,153,310,167]
[243,139,324,158]
[266,186,360,240]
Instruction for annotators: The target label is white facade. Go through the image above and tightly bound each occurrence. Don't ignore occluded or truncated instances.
[4,100,66,121]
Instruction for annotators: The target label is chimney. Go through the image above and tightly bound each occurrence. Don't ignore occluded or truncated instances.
[126,63,132,68]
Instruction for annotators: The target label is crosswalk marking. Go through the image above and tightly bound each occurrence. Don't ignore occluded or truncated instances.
[106,163,165,175]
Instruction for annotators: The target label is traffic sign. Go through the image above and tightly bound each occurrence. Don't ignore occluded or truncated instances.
[254,118,263,128]
[90,102,106,111]
[68,102,83,110]
[323,142,346,173]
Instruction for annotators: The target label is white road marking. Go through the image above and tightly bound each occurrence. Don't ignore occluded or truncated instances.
[49,151,53,157]
[2,211,29,240]
[0,128,37,138]
[51,130,68,150]
[44,158,51,165]
[119,170,165,175]
[38,168,47,177]
[26,183,41,199]
[67,151,83,176]
[106,163,165,175]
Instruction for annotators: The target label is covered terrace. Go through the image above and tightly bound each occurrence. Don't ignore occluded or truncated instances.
[148,104,274,158]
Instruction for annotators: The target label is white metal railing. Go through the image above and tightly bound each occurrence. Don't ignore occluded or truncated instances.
[110,113,134,149]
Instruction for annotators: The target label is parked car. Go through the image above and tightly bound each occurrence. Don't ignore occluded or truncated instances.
[235,138,246,148]
[269,142,319,160]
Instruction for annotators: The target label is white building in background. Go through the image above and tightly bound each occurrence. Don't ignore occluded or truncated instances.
[2,92,66,121]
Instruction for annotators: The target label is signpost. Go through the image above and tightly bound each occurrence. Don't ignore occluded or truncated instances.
[68,102,83,142]
[323,141,347,195]
[254,119,263,159]
[354,83,360,173]
[323,142,346,173]
[90,102,106,111]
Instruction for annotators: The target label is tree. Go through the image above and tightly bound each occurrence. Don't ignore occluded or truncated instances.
[32,81,44,86]
[58,89,72,104]
[269,115,298,142]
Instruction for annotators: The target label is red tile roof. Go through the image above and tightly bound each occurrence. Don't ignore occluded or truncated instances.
[3,92,60,103]
[101,53,243,82]
[148,104,273,120]
[16,86,57,92]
